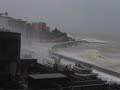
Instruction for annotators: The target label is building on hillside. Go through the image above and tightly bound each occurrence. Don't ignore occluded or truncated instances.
[0,12,50,41]
[32,22,49,32]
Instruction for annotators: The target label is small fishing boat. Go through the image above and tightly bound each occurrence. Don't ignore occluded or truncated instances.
[73,65,92,74]
[75,63,92,70]
[69,64,91,74]
[73,65,91,72]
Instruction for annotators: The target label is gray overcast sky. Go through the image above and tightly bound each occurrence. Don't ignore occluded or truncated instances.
[0,0,120,33]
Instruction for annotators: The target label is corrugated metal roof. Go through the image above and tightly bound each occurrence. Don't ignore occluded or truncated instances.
[28,73,67,79]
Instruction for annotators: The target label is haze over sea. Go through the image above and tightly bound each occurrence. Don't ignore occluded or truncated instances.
[68,31,120,43]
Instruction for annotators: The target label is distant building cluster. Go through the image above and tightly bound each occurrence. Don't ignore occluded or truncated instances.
[0,12,73,42]
[0,12,50,40]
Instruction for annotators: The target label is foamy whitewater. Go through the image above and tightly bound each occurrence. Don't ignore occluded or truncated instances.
[20,38,55,64]
[56,33,120,83]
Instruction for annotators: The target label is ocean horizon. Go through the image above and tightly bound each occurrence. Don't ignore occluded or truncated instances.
[68,31,120,43]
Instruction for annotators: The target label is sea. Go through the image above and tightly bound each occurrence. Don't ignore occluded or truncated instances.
[20,31,120,83]
[59,32,120,83]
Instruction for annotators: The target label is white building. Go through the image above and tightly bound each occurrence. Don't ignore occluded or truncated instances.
[0,14,26,36]
[0,13,41,41]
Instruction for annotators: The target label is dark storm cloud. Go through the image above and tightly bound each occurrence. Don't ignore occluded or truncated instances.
[0,0,120,33]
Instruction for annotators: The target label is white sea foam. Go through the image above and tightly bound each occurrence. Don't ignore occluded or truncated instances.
[81,38,109,43]
[21,38,55,63]
[93,69,120,84]
[56,37,120,83]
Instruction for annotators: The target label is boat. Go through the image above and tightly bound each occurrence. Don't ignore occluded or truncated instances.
[75,73,98,77]
[75,63,93,71]
[73,65,92,74]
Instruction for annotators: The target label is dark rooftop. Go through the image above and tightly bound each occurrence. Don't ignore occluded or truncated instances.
[0,30,21,39]
[28,73,67,79]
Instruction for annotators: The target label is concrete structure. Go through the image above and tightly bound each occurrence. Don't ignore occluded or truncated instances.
[28,73,67,89]
[0,31,21,81]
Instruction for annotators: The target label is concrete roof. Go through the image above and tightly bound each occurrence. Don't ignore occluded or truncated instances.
[28,73,67,79]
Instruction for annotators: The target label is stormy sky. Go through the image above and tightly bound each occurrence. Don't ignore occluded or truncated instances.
[0,0,120,34]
